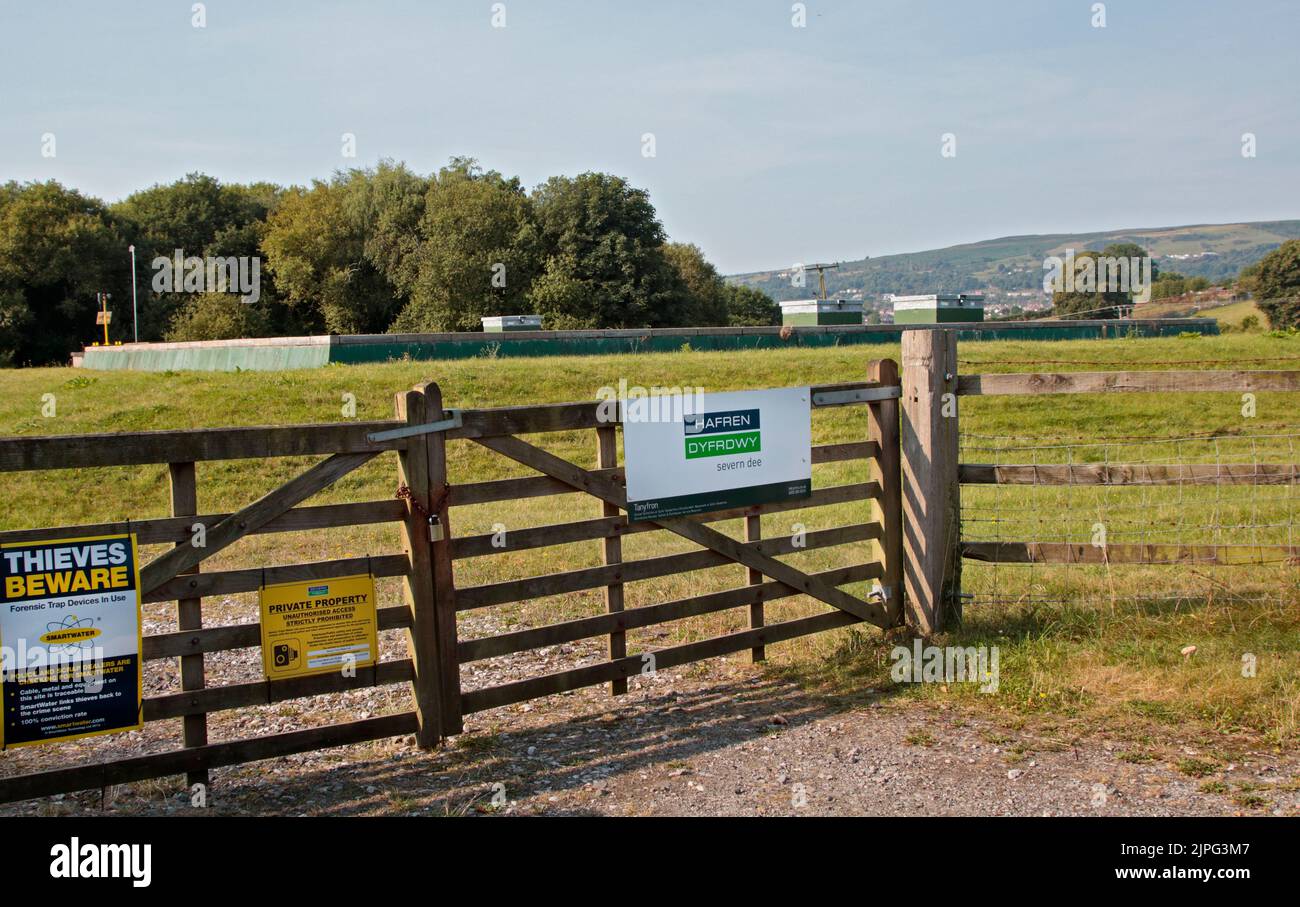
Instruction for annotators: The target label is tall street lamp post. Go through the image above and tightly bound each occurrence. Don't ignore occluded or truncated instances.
[128,244,139,342]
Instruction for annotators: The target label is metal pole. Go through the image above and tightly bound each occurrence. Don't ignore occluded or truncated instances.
[129,245,138,342]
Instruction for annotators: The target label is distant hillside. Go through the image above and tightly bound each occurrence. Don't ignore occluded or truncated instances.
[729,220,1300,301]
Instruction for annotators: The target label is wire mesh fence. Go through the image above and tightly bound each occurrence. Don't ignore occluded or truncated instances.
[959,430,1300,609]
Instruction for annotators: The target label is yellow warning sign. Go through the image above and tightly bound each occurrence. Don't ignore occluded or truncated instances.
[258,573,378,679]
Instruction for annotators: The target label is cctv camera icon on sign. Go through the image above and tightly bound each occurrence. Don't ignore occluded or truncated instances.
[272,642,299,670]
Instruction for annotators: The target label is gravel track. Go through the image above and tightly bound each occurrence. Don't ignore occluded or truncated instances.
[3,653,1294,817]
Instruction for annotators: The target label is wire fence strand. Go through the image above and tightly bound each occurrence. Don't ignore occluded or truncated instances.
[960,428,1298,608]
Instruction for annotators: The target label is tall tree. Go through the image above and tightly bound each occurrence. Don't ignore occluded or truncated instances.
[113,172,235,256]
[339,160,429,297]
[390,158,538,332]
[0,181,126,365]
[528,172,689,329]
[1249,239,1300,328]
[725,284,780,326]
[112,173,284,340]
[261,170,408,334]
[1049,243,1154,319]
[663,242,729,326]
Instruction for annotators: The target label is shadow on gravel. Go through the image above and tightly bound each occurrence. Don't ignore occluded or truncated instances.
[13,663,910,816]
[216,672,875,816]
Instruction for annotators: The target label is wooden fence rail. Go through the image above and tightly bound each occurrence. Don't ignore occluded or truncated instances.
[960,463,1300,485]
[914,335,1300,614]
[962,542,1300,566]
[956,369,1300,396]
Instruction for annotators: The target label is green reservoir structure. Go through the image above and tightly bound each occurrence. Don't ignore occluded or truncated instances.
[74,318,1216,371]
[891,293,985,324]
[480,315,543,332]
[779,298,864,326]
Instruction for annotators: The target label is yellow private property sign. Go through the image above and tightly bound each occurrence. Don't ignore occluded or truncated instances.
[259,573,378,680]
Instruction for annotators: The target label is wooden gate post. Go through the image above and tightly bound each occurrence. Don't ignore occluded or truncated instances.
[866,359,903,625]
[419,383,464,737]
[595,425,628,694]
[744,513,765,662]
[395,384,463,746]
[395,387,442,747]
[900,330,962,635]
[168,461,209,791]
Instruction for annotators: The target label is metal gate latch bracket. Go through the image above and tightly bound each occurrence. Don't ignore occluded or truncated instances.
[367,409,463,443]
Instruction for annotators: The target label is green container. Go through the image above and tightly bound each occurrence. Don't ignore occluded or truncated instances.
[892,294,985,324]
[780,299,864,326]
[481,315,542,332]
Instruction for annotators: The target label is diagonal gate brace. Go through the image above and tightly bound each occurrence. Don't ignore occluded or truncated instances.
[140,450,381,596]
[474,435,889,629]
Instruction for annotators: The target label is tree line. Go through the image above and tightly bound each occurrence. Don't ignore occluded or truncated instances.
[0,159,779,366]
[1047,239,1300,326]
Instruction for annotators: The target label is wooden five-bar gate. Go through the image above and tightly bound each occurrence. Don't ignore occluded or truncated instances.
[0,363,903,803]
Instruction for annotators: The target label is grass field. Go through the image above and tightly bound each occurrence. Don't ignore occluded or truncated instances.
[1,331,1298,759]
[1201,299,1266,328]
[1122,297,1263,326]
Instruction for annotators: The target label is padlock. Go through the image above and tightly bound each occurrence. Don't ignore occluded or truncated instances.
[427,513,444,542]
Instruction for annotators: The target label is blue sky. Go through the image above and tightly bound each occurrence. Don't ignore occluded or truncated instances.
[2,0,1296,273]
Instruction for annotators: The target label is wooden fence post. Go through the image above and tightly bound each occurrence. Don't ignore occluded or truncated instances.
[395,388,449,746]
[900,330,962,635]
[744,513,765,662]
[595,425,628,694]
[419,382,464,736]
[866,359,903,625]
[168,461,208,792]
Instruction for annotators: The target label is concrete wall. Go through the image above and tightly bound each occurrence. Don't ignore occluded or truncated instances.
[76,319,1220,372]
[80,335,332,371]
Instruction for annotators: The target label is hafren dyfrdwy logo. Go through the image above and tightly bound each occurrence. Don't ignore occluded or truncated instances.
[683,409,761,459]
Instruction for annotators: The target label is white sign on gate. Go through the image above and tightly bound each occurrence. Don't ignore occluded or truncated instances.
[622,386,812,521]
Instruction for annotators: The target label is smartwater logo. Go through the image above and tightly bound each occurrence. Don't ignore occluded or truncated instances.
[50,837,151,887]
[307,585,328,596]
[682,409,761,459]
